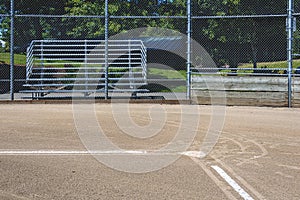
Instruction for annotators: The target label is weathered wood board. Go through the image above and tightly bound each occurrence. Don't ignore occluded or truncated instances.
[191,76,300,107]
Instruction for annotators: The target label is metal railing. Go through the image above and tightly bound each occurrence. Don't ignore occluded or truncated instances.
[23,39,147,98]
[2,0,299,106]
[26,41,34,80]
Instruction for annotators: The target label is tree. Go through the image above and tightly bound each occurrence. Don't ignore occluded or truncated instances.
[192,0,288,68]
[64,0,186,39]
[1,0,186,51]
[0,0,68,51]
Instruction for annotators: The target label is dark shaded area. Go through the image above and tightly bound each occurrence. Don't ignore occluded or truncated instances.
[193,17,286,69]
[147,49,186,70]
[295,67,300,74]
[0,64,26,94]
[139,83,171,93]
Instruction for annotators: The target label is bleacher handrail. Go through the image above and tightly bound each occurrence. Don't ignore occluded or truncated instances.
[24,39,148,97]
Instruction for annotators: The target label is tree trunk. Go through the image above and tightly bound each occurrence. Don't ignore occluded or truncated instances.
[251,20,258,72]
[251,42,258,69]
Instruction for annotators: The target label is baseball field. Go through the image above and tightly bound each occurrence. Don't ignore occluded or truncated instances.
[0,103,299,200]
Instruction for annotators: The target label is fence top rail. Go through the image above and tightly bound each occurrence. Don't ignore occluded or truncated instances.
[31,40,145,43]
[192,67,289,71]
[32,45,144,48]
[10,13,290,19]
[192,14,287,19]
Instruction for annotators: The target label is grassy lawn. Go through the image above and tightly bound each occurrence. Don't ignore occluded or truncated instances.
[238,59,300,69]
[0,53,84,67]
[147,68,186,92]
[1,53,298,93]
[0,54,187,79]
[149,68,186,79]
[0,53,27,65]
[2,52,299,71]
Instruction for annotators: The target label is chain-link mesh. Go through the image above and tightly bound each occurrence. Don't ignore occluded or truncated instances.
[1,0,300,104]
[192,0,287,16]
[107,18,187,99]
[294,0,300,13]
[0,0,9,98]
[192,17,287,73]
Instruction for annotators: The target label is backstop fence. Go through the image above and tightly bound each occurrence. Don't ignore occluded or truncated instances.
[1,0,300,106]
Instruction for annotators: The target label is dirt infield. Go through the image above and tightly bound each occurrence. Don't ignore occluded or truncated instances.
[0,104,299,199]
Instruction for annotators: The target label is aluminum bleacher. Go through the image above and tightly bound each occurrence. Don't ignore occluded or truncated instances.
[21,40,148,99]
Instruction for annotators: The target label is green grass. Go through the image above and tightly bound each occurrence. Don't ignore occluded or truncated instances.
[171,85,186,92]
[233,60,300,75]
[147,68,187,92]
[149,68,186,79]
[0,53,86,68]
[2,53,299,71]
[238,59,300,70]
[0,53,27,65]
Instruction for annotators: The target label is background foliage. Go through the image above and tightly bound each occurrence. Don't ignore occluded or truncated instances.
[0,0,300,68]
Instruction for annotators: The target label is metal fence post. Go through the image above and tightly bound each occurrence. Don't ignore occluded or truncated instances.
[186,0,192,100]
[128,40,134,90]
[287,0,294,108]
[10,0,14,100]
[104,0,109,99]
[84,40,88,97]
[40,41,44,98]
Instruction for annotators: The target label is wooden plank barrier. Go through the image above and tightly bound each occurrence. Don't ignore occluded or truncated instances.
[292,78,300,107]
[191,76,299,107]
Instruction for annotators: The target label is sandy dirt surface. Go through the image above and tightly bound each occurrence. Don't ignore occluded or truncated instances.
[0,104,299,200]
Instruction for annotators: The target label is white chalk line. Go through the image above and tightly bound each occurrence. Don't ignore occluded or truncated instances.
[190,157,238,200]
[0,150,145,155]
[1,149,256,200]
[211,165,254,200]
[0,150,206,156]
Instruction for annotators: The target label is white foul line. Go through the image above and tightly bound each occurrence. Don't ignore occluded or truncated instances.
[211,165,254,200]
[0,150,203,156]
[0,150,147,155]
[0,150,255,199]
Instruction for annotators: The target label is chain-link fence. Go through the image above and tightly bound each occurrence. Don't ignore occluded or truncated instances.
[1,0,300,106]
